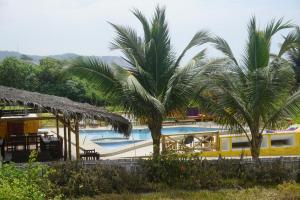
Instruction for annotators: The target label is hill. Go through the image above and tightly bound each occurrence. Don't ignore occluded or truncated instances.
[0,50,128,66]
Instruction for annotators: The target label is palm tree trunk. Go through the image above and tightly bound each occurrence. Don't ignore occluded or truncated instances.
[250,131,263,160]
[148,121,162,160]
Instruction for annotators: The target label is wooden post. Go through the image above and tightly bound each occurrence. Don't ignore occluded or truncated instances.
[63,123,67,161]
[67,120,72,160]
[75,121,80,160]
[162,135,166,153]
[56,118,59,137]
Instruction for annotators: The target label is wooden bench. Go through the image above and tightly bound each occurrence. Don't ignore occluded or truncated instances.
[80,149,100,160]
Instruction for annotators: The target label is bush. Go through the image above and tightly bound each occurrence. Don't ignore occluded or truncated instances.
[47,156,299,197]
[49,161,153,198]
[0,151,60,200]
[139,155,297,189]
[140,154,224,189]
[241,160,294,185]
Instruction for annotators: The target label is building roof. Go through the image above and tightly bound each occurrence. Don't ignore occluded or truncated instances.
[0,85,131,136]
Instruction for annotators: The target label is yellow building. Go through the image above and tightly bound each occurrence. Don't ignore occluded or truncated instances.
[162,125,300,157]
[201,126,300,157]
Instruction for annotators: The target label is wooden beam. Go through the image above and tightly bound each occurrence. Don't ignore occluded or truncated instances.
[57,117,76,133]
[56,118,59,137]
[0,116,56,121]
[162,135,166,153]
[0,109,49,115]
[63,123,67,161]
[75,121,80,160]
[67,120,72,160]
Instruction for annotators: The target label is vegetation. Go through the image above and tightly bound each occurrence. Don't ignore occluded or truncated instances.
[0,57,105,105]
[46,156,299,198]
[0,151,60,200]
[199,18,300,159]
[0,154,299,199]
[78,184,300,200]
[69,6,209,159]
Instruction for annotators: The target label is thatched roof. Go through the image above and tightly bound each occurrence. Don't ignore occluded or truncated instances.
[0,86,131,135]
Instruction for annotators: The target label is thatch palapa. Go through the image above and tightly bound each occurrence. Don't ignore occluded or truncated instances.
[0,86,131,136]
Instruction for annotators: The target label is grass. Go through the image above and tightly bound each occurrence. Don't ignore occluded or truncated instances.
[76,183,300,200]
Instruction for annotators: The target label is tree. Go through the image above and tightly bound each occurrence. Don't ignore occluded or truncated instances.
[0,57,38,90]
[69,6,210,159]
[279,26,300,87]
[199,17,300,159]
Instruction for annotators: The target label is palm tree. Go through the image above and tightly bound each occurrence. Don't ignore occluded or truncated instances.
[279,26,300,87]
[69,6,210,159]
[199,17,300,159]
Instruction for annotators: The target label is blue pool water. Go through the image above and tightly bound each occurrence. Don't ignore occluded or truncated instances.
[80,127,218,140]
[80,126,219,150]
[96,140,143,150]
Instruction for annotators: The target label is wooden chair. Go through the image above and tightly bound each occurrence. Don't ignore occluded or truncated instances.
[80,149,100,160]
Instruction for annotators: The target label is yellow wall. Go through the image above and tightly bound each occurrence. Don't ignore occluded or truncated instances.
[0,120,40,138]
[24,120,40,134]
[0,121,7,138]
[199,131,300,157]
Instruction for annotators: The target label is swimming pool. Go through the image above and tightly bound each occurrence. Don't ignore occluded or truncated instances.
[80,127,219,140]
[94,140,144,150]
[80,126,219,150]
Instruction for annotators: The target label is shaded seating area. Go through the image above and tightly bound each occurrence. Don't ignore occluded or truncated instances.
[0,86,131,162]
[1,134,63,163]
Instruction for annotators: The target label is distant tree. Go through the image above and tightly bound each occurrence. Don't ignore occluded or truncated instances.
[36,57,106,105]
[36,57,66,94]
[0,56,105,105]
[20,54,33,61]
[0,57,38,90]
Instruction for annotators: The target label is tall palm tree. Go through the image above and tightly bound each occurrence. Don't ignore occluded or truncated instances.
[199,17,300,159]
[69,6,210,159]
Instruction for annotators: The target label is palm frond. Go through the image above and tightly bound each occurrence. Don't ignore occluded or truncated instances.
[175,30,210,68]
[109,23,145,67]
[244,17,270,71]
[278,30,299,57]
[163,62,202,114]
[69,57,121,94]
[264,18,293,42]
[267,89,300,128]
[210,36,238,65]
[132,8,151,42]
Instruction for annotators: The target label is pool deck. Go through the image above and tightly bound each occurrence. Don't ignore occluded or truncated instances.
[46,122,222,160]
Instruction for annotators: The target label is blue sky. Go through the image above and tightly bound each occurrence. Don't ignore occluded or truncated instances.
[0,0,299,61]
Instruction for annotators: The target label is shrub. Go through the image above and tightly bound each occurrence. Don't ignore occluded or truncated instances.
[241,160,294,185]
[139,155,296,189]
[49,161,154,198]
[0,151,60,200]
[140,154,223,189]
[47,156,299,197]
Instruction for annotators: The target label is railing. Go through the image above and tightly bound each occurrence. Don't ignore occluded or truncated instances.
[161,131,220,153]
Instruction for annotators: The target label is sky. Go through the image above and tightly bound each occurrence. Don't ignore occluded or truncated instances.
[0,0,299,61]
